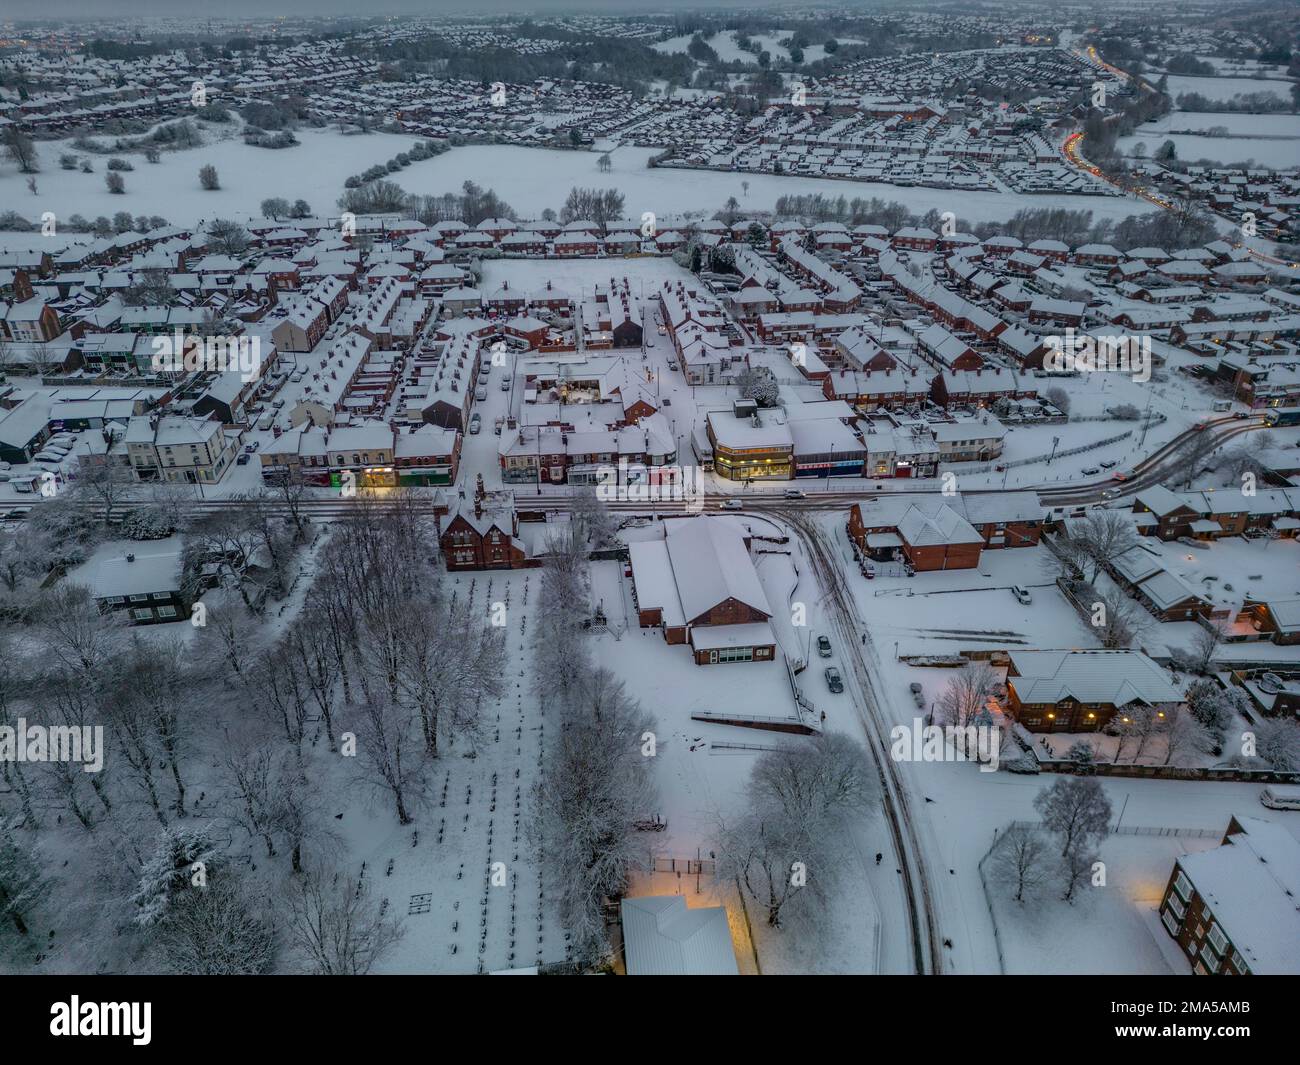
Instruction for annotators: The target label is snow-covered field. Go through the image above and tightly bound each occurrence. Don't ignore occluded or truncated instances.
[1162,74,1293,105]
[1119,132,1299,169]
[393,144,1160,224]
[0,127,428,228]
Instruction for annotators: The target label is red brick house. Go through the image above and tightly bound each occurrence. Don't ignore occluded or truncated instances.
[440,498,530,570]
[628,516,776,664]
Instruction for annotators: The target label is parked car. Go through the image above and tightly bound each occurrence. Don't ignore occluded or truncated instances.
[817,635,832,658]
[1099,459,1118,469]
[1011,585,1032,605]
[236,453,251,465]
[863,562,876,579]
[719,499,743,510]
[824,667,844,694]
[1081,466,1101,476]
[783,488,805,499]
[469,414,482,435]
[667,362,677,371]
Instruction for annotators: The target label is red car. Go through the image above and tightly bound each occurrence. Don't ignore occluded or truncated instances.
[1111,471,1129,482]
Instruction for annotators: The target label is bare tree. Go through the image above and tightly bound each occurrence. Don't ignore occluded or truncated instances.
[1,125,39,173]
[1066,510,1139,583]
[990,823,1052,903]
[532,668,658,963]
[0,815,46,937]
[363,594,505,758]
[568,487,617,550]
[1058,839,1099,903]
[187,507,264,612]
[350,695,428,826]
[1111,703,1161,762]
[1044,386,1071,415]
[715,733,876,930]
[151,875,276,974]
[936,661,998,730]
[1090,586,1147,648]
[283,861,403,975]
[1172,431,1220,490]
[1253,719,1300,772]
[1163,705,1213,767]
[75,460,134,527]
[1033,777,1112,859]
[532,524,592,713]
[1186,620,1226,675]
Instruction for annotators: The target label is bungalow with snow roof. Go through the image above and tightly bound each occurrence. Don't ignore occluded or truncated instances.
[1005,649,1184,733]
[848,495,983,571]
[92,541,195,625]
[628,516,776,665]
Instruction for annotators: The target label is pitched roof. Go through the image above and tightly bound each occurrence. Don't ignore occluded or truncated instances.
[664,516,772,624]
[1007,650,1183,706]
[620,897,739,976]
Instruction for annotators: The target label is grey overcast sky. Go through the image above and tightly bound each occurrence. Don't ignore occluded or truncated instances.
[9,0,768,15]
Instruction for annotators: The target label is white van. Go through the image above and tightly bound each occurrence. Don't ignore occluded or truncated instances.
[1260,784,1300,810]
[257,413,275,431]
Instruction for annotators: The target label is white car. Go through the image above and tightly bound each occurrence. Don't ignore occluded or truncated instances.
[719,499,743,510]
[1011,585,1032,605]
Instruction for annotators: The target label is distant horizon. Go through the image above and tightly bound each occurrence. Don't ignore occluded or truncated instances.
[5,0,775,18]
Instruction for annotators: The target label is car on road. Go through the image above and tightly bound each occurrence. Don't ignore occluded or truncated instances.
[1011,585,1032,604]
[1111,470,1129,482]
[719,499,743,510]
[824,667,844,694]
[1081,466,1101,476]
[783,488,805,499]
[500,378,510,391]
[236,453,251,465]
[469,414,482,434]
[817,635,832,658]
[667,362,677,371]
